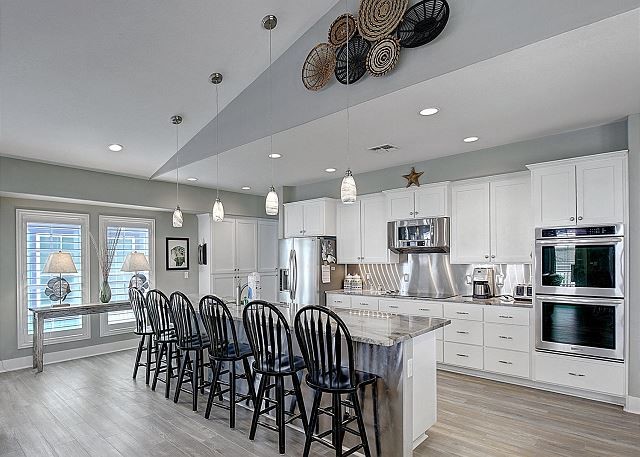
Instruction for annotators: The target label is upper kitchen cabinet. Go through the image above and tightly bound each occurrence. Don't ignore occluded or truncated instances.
[212,217,257,274]
[451,173,532,264]
[337,194,398,264]
[383,182,449,221]
[284,198,336,238]
[257,219,278,273]
[528,151,627,227]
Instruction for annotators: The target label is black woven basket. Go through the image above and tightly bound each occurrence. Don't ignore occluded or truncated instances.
[397,0,449,48]
[335,35,371,85]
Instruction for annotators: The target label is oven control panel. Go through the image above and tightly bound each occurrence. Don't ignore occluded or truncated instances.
[538,224,623,239]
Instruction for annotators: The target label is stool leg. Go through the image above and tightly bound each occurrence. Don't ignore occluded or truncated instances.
[242,357,256,407]
[332,393,343,457]
[165,342,173,399]
[249,374,268,441]
[145,334,153,385]
[276,376,285,454]
[350,391,371,457]
[199,350,206,394]
[151,342,165,391]
[192,350,200,411]
[291,371,309,432]
[205,360,222,420]
[303,390,322,457]
[372,381,381,457]
[133,335,144,379]
[174,351,189,403]
[229,361,237,428]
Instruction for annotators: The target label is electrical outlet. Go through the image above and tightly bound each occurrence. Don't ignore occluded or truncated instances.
[184,272,189,279]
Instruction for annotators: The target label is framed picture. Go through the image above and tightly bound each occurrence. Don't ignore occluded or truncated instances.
[166,237,190,270]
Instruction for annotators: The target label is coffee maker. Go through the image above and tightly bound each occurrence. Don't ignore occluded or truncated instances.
[472,267,495,299]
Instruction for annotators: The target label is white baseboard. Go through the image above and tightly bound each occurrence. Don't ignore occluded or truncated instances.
[625,395,640,414]
[0,338,139,373]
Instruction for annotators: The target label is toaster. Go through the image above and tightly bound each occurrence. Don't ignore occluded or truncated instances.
[513,284,533,301]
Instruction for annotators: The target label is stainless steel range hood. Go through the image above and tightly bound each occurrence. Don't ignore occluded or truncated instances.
[388,217,450,254]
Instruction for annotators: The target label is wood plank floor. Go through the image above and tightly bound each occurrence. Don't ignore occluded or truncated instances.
[0,350,638,457]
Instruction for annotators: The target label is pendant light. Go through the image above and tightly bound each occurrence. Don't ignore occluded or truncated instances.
[171,115,184,227]
[263,14,279,216]
[341,2,357,204]
[210,72,225,222]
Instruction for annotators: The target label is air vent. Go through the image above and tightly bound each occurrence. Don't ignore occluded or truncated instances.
[367,143,399,153]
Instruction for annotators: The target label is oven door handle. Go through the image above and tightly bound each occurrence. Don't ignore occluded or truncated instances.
[535,294,624,305]
[535,237,623,245]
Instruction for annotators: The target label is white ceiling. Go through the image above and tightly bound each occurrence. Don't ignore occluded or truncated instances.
[0,0,338,176]
[157,9,640,194]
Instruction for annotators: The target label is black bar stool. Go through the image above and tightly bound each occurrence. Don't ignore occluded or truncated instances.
[147,289,181,398]
[199,295,256,428]
[294,306,378,457]
[129,287,155,384]
[170,292,211,411]
[243,300,309,454]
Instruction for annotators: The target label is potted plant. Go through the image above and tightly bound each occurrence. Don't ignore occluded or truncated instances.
[90,228,121,303]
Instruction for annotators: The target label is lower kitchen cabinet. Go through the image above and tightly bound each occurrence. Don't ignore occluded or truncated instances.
[484,322,530,352]
[350,296,379,311]
[326,293,351,308]
[484,347,530,378]
[444,319,484,346]
[436,340,443,363]
[444,342,484,370]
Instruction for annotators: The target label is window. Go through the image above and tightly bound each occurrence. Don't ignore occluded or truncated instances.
[16,210,90,349]
[99,216,155,336]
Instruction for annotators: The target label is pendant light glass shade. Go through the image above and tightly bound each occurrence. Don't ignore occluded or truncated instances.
[172,206,183,228]
[341,169,357,204]
[265,186,279,216]
[212,197,225,222]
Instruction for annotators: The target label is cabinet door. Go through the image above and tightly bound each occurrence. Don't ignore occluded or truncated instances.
[212,274,237,300]
[414,184,448,217]
[235,219,257,272]
[302,201,325,236]
[259,273,278,302]
[212,219,236,273]
[361,196,396,263]
[386,191,415,220]
[336,201,362,264]
[491,177,532,263]
[532,165,577,227]
[576,157,624,224]
[284,204,305,237]
[450,182,491,264]
[257,220,278,273]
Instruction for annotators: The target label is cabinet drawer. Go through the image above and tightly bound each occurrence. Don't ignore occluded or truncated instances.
[379,299,443,318]
[484,323,530,352]
[444,342,483,370]
[444,303,483,321]
[436,340,443,363]
[327,294,351,308]
[484,348,530,378]
[534,353,624,396]
[351,296,379,311]
[484,307,530,326]
[444,319,483,346]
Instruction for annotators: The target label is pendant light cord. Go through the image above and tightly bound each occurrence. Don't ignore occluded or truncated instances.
[345,0,350,170]
[175,122,179,204]
[269,25,275,187]
[216,84,220,198]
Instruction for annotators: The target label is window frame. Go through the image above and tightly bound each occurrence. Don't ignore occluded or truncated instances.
[16,209,91,349]
[98,215,155,336]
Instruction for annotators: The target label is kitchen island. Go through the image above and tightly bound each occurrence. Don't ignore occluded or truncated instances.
[221,301,449,457]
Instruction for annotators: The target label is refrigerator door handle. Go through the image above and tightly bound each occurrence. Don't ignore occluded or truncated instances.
[292,249,298,302]
[288,249,294,302]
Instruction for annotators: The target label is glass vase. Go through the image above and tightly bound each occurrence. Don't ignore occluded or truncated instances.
[99,280,111,303]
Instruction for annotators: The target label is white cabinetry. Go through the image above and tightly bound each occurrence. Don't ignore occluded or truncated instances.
[528,151,626,227]
[212,218,257,274]
[336,194,398,264]
[259,273,278,303]
[384,183,449,221]
[451,173,531,264]
[257,220,278,273]
[284,198,336,238]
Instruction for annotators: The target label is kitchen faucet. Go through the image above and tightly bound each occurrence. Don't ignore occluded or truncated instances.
[236,281,249,307]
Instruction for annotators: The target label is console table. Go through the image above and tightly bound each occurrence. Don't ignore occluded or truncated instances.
[29,301,131,373]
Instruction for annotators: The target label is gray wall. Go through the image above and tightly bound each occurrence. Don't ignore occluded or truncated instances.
[287,120,628,201]
[0,196,198,361]
[627,113,640,398]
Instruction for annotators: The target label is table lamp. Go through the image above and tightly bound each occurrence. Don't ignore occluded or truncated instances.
[42,251,77,307]
[121,251,151,290]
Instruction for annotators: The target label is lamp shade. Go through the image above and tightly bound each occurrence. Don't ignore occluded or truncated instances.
[265,186,279,216]
[212,197,225,222]
[121,251,151,272]
[42,251,77,274]
[172,206,183,228]
[341,169,357,204]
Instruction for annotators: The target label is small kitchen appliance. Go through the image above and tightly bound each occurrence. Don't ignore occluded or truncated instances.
[472,267,495,299]
[513,283,533,301]
[388,217,450,253]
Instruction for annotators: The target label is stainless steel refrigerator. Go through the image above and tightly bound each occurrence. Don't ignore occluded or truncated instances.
[278,237,344,306]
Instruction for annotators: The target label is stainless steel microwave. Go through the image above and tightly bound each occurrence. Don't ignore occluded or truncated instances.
[388,217,450,254]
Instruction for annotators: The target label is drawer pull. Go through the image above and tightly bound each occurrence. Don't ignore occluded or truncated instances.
[498,315,513,319]
[360,303,368,306]
[455,353,469,358]
[568,372,586,377]
[419,308,430,311]
[498,335,513,340]
[456,331,469,335]
[334,300,342,303]
[498,360,513,365]
[456,312,470,315]
[388,305,399,309]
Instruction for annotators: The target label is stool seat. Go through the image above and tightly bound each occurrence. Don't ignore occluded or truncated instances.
[307,367,377,392]
[179,334,211,350]
[134,326,154,336]
[212,341,252,360]
[254,354,305,375]
[157,328,177,343]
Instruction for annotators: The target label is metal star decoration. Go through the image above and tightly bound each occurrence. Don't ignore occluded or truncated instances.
[402,167,424,187]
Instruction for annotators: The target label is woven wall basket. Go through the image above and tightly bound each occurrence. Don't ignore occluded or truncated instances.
[328,13,357,47]
[366,36,401,76]
[302,42,336,91]
[358,0,408,42]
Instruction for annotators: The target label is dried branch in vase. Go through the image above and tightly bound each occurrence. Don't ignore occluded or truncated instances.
[89,228,121,282]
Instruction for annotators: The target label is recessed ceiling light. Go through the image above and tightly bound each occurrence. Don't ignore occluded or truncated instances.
[325,167,337,173]
[186,177,198,182]
[241,186,251,190]
[108,143,123,152]
[419,107,439,116]
[268,153,282,159]
[463,136,479,143]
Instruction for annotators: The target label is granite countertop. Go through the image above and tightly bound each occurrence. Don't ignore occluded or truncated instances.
[224,301,449,347]
[327,290,533,308]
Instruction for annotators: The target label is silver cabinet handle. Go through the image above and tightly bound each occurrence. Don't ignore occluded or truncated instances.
[491,255,496,259]
[498,360,513,365]
[409,211,414,216]
[419,308,430,311]
[570,217,575,221]
[360,302,368,306]
[456,311,469,315]
[568,372,586,377]
[456,331,469,334]
[388,305,399,309]
[578,216,583,221]
[498,315,513,319]
[414,211,419,215]
[485,255,489,259]
[456,353,469,358]
[498,335,513,340]
[334,300,342,304]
